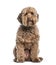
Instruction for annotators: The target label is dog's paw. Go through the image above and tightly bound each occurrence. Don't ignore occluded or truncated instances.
[32,57,43,62]
[13,58,24,63]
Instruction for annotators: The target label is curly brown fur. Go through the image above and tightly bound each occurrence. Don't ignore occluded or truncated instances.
[13,7,43,62]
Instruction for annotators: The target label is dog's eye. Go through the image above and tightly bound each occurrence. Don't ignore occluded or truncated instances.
[24,13,27,16]
[31,12,34,15]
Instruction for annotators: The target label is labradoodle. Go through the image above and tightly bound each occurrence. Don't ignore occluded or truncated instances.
[13,7,43,62]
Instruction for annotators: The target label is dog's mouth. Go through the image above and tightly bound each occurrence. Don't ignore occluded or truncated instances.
[27,18,34,26]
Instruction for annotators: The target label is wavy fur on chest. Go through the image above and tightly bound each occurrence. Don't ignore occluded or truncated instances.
[16,25,39,44]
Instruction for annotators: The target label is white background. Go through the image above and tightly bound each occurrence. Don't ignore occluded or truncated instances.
[0,0,56,65]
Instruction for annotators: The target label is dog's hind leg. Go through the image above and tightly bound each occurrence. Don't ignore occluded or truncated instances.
[13,47,17,62]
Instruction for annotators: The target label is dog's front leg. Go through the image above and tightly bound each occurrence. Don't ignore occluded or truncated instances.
[30,43,43,62]
[15,43,25,62]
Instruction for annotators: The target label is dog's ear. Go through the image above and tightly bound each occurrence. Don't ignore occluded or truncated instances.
[17,13,22,23]
[37,13,39,19]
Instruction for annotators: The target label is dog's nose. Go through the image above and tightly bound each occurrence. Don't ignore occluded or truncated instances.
[27,13,31,18]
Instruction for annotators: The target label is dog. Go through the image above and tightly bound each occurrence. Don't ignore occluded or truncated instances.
[13,7,43,62]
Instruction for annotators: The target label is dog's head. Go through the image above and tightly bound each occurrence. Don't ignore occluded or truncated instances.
[17,7,39,27]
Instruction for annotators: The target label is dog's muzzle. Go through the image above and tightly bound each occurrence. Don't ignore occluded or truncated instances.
[27,18,34,25]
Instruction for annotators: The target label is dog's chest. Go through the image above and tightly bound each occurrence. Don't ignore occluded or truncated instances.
[22,28,36,41]
[17,26,38,43]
